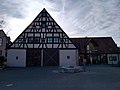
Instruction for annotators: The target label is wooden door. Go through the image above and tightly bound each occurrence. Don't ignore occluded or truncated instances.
[43,49,59,66]
[26,49,41,66]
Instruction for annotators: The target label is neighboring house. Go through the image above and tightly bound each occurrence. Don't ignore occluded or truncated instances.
[0,30,11,59]
[118,47,120,64]
[71,37,120,65]
[7,8,78,67]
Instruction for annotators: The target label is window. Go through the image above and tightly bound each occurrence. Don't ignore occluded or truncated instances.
[28,37,34,44]
[34,37,40,44]
[54,38,59,43]
[109,56,117,61]
[28,37,40,44]
[47,37,60,43]
[112,56,117,61]
[47,37,52,43]
[0,38,3,46]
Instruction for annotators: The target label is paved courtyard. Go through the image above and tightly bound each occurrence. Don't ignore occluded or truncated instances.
[0,65,120,90]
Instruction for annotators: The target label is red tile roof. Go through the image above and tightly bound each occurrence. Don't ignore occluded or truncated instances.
[71,37,119,53]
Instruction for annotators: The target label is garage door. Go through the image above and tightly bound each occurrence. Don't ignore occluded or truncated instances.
[43,49,59,66]
[26,49,41,66]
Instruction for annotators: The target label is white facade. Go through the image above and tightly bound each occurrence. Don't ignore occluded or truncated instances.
[59,50,78,66]
[107,54,119,64]
[7,49,26,67]
[7,49,78,67]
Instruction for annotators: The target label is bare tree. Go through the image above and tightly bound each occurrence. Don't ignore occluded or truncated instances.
[0,20,5,28]
[0,19,11,36]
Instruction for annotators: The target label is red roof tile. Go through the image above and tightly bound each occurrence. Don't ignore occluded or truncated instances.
[71,37,119,53]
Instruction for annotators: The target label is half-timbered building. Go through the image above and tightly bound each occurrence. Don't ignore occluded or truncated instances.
[7,8,78,67]
[0,30,11,58]
[71,37,120,65]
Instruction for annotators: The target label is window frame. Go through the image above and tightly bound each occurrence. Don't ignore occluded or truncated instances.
[34,37,40,44]
[47,37,60,43]
[109,56,117,61]
[53,37,59,43]
[47,37,53,43]
[28,37,34,44]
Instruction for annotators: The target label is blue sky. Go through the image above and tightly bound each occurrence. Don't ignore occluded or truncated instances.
[0,0,120,46]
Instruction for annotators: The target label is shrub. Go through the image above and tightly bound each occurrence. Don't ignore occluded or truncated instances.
[0,56,5,66]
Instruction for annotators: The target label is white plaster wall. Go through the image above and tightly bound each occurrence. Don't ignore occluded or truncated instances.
[53,44,59,48]
[46,44,52,48]
[27,44,33,48]
[69,44,76,48]
[59,50,77,66]
[107,54,119,64]
[7,49,26,67]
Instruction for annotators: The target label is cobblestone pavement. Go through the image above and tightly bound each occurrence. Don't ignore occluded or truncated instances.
[0,65,120,90]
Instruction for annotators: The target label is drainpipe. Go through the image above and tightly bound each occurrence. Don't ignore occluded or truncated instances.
[41,49,43,67]
[111,54,113,66]
[118,49,120,65]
